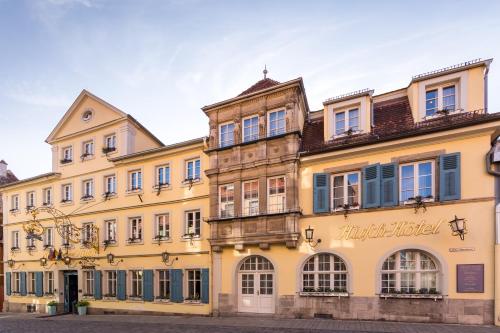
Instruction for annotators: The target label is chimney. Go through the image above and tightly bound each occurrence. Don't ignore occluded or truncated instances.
[0,160,7,177]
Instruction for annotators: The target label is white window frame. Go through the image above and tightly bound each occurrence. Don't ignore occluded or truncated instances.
[219,184,235,218]
[82,140,94,157]
[43,227,54,248]
[104,174,117,195]
[267,109,286,137]
[104,219,117,244]
[186,269,201,301]
[331,171,361,211]
[83,270,94,297]
[129,270,143,298]
[42,187,52,206]
[128,217,143,243]
[104,270,117,298]
[154,213,170,240]
[242,115,259,142]
[267,176,286,214]
[156,269,170,301]
[61,146,73,163]
[104,134,117,149]
[184,210,201,238]
[399,160,435,204]
[185,158,201,181]
[26,191,36,209]
[155,164,170,187]
[333,108,360,137]
[27,272,36,295]
[82,179,94,200]
[62,183,72,202]
[425,83,458,118]
[12,231,20,250]
[242,180,259,216]
[44,271,54,295]
[12,272,20,293]
[219,122,235,148]
[11,195,19,211]
[128,170,142,191]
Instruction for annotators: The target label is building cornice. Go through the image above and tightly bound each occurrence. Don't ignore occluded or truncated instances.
[0,172,61,191]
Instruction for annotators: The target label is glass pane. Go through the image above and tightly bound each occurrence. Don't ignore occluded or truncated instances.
[335,112,345,135]
[401,165,414,201]
[418,162,433,198]
[348,109,359,131]
[425,89,438,116]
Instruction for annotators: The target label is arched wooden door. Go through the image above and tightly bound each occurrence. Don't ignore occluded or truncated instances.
[237,255,275,313]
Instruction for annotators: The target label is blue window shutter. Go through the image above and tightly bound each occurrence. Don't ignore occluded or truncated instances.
[5,272,11,296]
[440,153,461,201]
[170,269,183,303]
[381,163,398,207]
[94,271,102,300]
[143,270,154,302]
[313,173,330,213]
[201,269,209,304]
[362,164,381,208]
[20,272,27,296]
[35,272,43,297]
[117,270,127,300]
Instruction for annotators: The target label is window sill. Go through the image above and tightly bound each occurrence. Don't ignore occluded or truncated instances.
[60,161,74,167]
[378,293,443,300]
[60,201,74,206]
[152,238,172,244]
[126,298,143,303]
[103,241,118,247]
[102,296,117,301]
[80,197,96,203]
[154,299,171,304]
[125,190,144,196]
[126,241,144,246]
[102,192,118,199]
[9,210,20,215]
[184,300,202,304]
[180,179,203,188]
[152,185,172,194]
[82,296,95,300]
[403,198,434,205]
[180,236,202,242]
[299,291,349,297]
[331,130,363,140]
[80,155,95,162]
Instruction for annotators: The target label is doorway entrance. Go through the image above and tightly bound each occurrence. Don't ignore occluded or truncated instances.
[237,255,275,314]
[63,271,78,313]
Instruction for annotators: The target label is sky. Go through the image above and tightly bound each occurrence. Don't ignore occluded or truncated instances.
[1,0,500,179]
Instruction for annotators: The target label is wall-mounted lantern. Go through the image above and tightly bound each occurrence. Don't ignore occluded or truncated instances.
[161,251,178,266]
[449,215,467,240]
[304,226,321,248]
[62,255,72,266]
[40,257,48,267]
[6,259,24,270]
[106,253,123,266]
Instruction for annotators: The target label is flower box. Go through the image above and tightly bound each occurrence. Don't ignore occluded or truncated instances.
[299,291,349,297]
[379,293,443,300]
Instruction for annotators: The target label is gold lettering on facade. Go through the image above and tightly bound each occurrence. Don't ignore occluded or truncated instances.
[337,220,443,241]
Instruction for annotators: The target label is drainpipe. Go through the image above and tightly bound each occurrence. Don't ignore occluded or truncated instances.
[488,136,500,325]
[484,64,490,113]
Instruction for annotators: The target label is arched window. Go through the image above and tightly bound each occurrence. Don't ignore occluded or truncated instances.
[381,249,439,294]
[301,253,347,292]
[239,255,274,271]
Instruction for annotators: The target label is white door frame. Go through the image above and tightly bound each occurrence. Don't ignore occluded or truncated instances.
[237,255,276,314]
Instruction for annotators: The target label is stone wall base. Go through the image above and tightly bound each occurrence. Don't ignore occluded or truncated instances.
[218,294,494,325]
[3,301,51,314]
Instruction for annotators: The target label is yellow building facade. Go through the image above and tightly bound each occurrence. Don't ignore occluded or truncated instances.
[2,59,500,325]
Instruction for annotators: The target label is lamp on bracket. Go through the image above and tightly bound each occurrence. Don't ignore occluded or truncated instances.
[304,225,321,248]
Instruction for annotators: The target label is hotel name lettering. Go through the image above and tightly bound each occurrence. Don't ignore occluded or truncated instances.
[337,220,443,241]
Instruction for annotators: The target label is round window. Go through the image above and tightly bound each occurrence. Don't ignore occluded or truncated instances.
[82,110,93,122]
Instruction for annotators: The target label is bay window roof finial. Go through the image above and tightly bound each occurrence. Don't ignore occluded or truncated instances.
[263,65,268,79]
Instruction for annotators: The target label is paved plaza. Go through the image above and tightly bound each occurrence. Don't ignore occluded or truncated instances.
[0,313,499,333]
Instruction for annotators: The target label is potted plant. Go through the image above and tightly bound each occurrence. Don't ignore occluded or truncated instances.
[47,301,58,316]
[76,300,89,315]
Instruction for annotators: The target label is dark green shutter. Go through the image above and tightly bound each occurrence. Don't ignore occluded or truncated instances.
[143,270,154,302]
[170,269,183,303]
[439,153,461,201]
[201,268,209,304]
[5,272,11,296]
[362,164,381,208]
[94,271,102,300]
[20,272,27,296]
[35,272,43,297]
[313,173,330,213]
[381,163,398,207]
[117,270,126,300]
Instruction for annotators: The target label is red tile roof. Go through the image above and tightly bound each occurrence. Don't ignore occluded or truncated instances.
[238,78,281,97]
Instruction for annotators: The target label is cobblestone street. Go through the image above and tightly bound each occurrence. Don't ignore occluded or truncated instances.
[0,313,499,333]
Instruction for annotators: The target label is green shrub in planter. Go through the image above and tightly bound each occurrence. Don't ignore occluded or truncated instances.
[76,300,89,316]
[47,301,58,316]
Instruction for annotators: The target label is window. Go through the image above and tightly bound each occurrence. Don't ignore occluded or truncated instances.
[332,172,360,210]
[128,170,142,191]
[44,272,54,295]
[425,85,457,117]
[128,217,142,242]
[130,270,143,298]
[61,146,73,163]
[219,123,235,148]
[26,191,36,209]
[104,134,116,150]
[105,271,117,297]
[243,116,259,142]
[242,180,259,216]
[43,188,52,205]
[82,223,94,244]
[12,272,20,293]
[27,236,35,249]
[156,165,170,186]
[157,270,170,300]
[61,225,71,246]
[27,272,36,294]
[268,110,285,137]
[62,184,72,202]
[219,184,234,218]
[400,161,434,202]
[104,219,117,243]
[267,176,286,213]
[155,214,170,240]
[335,108,359,136]
[83,270,94,297]
[104,175,116,195]
[186,159,201,181]
[82,140,94,157]
[302,253,348,292]
[186,269,201,301]
[185,210,201,237]
[11,195,19,211]
[82,179,94,199]
[11,231,19,250]
[82,110,93,121]
[381,250,439,294]
[43,228,54,247]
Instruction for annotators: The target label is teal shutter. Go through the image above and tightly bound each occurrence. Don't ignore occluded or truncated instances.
[35,272,43,297]
[313,173,330,213]
[20,272,27,296]
[170,269,183,303]
[143,270,154,302]
[439,153,461,201]
[362,164,381,208]
[94,271,102,300]
[201,268,209,304]
[5,272,11,296]
[381,163,398,207]
[117,270,126,300]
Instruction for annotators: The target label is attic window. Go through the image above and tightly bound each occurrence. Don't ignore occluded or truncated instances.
[82,110,93,122]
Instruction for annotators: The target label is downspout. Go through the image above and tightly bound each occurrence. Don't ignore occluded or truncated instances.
[484,64,490,113]
[488,135,500,325]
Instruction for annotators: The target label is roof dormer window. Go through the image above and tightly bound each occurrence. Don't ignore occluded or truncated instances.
[334,108,359,137]
[425,85,456,117]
